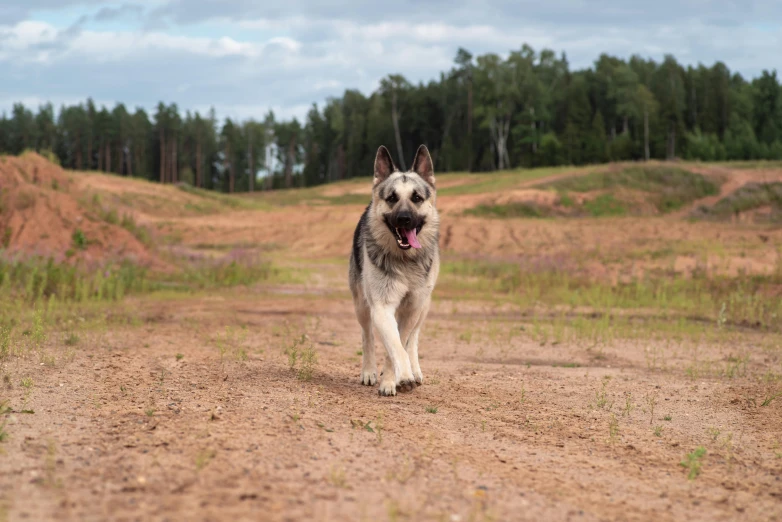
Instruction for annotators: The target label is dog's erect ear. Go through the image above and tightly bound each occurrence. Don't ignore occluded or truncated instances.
[373,145,397,185]
[411,144,435,187]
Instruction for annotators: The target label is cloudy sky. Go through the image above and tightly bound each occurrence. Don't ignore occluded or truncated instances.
[1,1,780,123]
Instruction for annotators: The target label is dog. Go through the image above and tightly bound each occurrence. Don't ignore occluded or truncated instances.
[348,144,440,396]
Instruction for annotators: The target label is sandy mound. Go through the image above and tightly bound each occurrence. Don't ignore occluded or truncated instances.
[0,153,159,267]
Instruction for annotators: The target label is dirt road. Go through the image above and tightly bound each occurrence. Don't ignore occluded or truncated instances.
[2,277,780,522]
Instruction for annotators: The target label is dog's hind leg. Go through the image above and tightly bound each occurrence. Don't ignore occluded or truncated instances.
[355,296,377,386]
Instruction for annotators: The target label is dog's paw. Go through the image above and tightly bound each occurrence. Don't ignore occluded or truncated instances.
[378,379,397,396]
[360,370,377,386]
[396,378,417,393]
[412,368,424,385]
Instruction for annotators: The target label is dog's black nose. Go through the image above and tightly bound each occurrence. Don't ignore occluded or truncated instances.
[396,212,412,227]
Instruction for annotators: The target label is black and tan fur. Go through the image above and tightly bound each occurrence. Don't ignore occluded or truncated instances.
[349,144,440,396]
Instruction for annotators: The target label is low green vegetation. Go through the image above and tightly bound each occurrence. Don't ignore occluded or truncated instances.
[692,182,782,221]
[466,166,721,219]
[176,183,266,212]
[0,256,147,303]
[438,166,578,197]
[284,334,319,381]
[711,160,782,169]
[537,166,720,213]
[0,250,291,307]
[680,447,707,480]
[71,229,88,250]
[438,258,782,332]
[465,201,551,218]
[582,193,627,217]
[81,193,152,245]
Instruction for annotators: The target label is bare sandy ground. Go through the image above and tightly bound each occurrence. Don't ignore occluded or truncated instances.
[2,281,781,521]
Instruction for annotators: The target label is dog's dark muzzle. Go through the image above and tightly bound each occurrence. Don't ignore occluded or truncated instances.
[385,212,424,250]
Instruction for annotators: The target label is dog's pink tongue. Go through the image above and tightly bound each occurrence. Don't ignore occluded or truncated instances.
[404,228,422,249]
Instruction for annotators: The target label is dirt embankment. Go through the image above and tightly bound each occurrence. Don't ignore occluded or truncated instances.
[0,153,158,267]
[3,155,781,281]
[446,163,782,221]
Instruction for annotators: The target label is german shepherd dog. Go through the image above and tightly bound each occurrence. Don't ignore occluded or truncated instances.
[349,144,440,396]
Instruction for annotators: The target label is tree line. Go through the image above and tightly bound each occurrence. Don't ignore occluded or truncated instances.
[1,44,781,192]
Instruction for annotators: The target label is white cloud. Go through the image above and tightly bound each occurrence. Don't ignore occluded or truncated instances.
[0,1,781,123]
[66,31,261,60]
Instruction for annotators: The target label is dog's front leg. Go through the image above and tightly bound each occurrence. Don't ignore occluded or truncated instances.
[372,305,415,396]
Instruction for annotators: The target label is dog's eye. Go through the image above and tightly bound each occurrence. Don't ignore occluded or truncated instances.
[386,194,398,205]
[411,193,423,203]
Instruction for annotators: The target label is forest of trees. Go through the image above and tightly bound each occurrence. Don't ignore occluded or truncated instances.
[1,45,781,192]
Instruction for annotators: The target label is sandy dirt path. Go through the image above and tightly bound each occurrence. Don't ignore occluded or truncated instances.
[1,281,780,522]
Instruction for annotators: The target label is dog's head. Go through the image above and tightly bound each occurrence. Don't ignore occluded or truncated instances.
[371,144,437,251]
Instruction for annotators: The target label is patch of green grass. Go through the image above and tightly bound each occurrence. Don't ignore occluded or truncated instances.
[120,213,152,245]
[538,165,720,213]
[462,166,718,219]
[711,160,782,169]
[284,334,318,381]
[0,249,294,307]
[558,191,575,207]
[679,446,707,480]
[174,252,280,290]
[319,193,372,206]
[608,414,619,444]
[0,400,10,442]
[583,193,626,217]
[0,255,298,354]
[438,167,577,197]
[176,184,266,212]
[458,330,473,344]
[1,227,11,248]
[594,376,611,410]
[464,201,551,219]
[693,182,782,221]
[0,325,11,360]
[437,258,782,332]
[762,390,782,407]
[30,148,61,167]
[425,406,438,414]
[82,194,154,246]
[71,229,87,250]
[0,255,149,303]
[297,344,318,381]
[213,325,250,365]
[102,207,120,224]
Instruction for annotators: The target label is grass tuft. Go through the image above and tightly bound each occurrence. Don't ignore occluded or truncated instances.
[679,446,707,480]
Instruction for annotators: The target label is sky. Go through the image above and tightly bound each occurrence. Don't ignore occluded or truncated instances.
[1,1,781,123]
